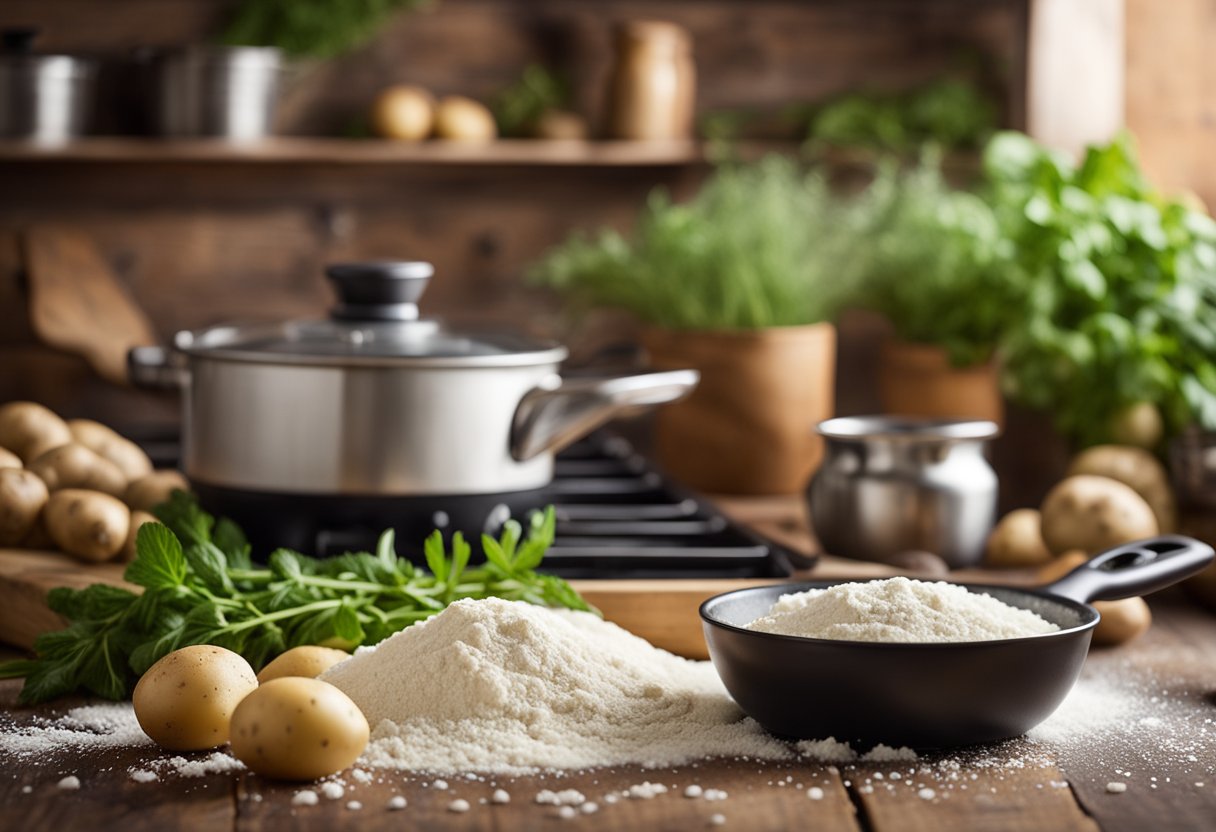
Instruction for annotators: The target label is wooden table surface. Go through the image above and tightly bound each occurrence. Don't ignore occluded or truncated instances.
[2,496,1214,832]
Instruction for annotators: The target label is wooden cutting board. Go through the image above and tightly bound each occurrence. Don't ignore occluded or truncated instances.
[0,548,802,659]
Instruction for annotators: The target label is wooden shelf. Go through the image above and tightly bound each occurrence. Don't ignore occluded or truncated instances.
[0,137,711,167]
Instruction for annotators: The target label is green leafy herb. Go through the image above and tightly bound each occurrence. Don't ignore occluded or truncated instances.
[849,153,1017,366]
[984,131,1216,445]
[531,155,863,329]
[493,65,569,138]
[0,492,591,704]
[806,78,996,155]
[222,0,430,59]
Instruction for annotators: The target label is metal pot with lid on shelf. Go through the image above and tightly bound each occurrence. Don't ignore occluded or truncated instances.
[129,261,698,554]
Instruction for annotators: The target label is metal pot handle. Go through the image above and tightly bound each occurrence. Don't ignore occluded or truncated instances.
[127,345,189,389]
[1043,535,1215,604]
[510,369,699,462]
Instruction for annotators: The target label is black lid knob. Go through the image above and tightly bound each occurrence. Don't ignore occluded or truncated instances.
[326,261,433,322]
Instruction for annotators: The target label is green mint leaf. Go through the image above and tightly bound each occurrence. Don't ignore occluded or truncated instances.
[376,529,397,569]
[124,523,188,590]
[499,520,522,561]
[333,603,365,643]
[481,535,511,573]
[213,518,252,570]
[153,489,213,546]
[269,548,303,580]
[185,543,235,594]
[423,530,448,582]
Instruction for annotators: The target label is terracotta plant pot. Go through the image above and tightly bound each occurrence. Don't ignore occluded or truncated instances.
[878,340,1004,425]
[641,324,836,495]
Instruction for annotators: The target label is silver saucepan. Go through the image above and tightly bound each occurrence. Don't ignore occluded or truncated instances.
[129,261,698,553]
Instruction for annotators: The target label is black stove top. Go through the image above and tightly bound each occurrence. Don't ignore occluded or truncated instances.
[141,430,803,580]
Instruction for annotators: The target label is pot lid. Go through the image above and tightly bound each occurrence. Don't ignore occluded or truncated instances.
[175,261,567,368]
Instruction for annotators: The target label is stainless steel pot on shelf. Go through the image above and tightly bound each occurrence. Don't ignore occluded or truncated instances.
[0,28,95,144]
[807,416,1000,568]
[129,261,698,500]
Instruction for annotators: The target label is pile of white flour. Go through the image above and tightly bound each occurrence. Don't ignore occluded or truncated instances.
[746,578,1059,643]
[320,598,791,774]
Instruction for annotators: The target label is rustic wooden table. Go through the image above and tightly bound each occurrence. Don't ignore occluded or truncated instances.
[1,497,1213,831]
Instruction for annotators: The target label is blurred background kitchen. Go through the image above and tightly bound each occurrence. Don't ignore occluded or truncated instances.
[1,0,1213,536]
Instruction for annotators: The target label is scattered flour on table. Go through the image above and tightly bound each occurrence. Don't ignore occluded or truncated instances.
[320,597,790,774]
[747,578,1059,643]
[0,703,151,758]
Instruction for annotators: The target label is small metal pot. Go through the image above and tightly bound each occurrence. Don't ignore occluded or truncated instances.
[0,28,95,144]
[807,416,999,568]
[154,46,281,140]
[129,261,697,501]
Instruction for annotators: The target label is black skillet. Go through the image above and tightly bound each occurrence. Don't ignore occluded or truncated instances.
[700,535,1214,749]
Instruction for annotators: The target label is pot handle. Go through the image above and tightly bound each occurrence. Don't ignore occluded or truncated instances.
[1043,535,1215,604]
[127,345,189,389]
[510,369,699,462]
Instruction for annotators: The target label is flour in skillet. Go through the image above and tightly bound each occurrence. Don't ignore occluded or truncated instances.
[746,578,1059,643]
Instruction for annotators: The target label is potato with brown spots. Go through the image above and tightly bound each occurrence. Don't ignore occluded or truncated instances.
[1039,475,1158,556]
[68,419,153,482]
[257,646,351,683]
[0,402,71,464]
[0,468,49,546]
[29,442,127,496]
[132,645,259,751]
[44,489,129,562]
[229,677,369,780]
[124,469,190,512]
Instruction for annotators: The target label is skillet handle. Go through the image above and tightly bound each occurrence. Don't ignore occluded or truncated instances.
[1044,535,1215,604]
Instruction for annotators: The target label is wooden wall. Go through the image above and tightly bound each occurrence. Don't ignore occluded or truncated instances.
[0,0,1029,428]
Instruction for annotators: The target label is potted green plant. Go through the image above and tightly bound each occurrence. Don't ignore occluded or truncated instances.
[853,158,1017,423]
[532,156,856,494]
[985,131,1216,449]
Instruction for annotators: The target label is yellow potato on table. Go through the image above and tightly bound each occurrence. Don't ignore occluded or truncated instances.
[0,401,71,464]
[230,677,369,781]
[133,644,259,751]
[257,645,351,683]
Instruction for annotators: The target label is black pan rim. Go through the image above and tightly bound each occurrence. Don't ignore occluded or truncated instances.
[699,579,1099,650]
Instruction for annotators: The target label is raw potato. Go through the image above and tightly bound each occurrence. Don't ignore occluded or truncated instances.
[985,509,1053,568]
[68,419,153,482]
[133,645,259,751]
[0,401,71,464]
[29,443,127,497]
[0,447,20,470]
[371,85,434,141]
[44,489,130,562]
[1039,475,1158,556]
[1108,401,1163,449]
[121,510,157,562]
[124,469,190,512]
[257,646,351,683]
[1091,597,1152,646]
[534,109,590,140]
[229,677,369,780]
[433,96,497,142]
[0,468,50,546]
[1067,445,1176,532]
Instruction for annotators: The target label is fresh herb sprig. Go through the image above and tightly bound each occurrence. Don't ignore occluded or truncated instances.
[0,492,591,705]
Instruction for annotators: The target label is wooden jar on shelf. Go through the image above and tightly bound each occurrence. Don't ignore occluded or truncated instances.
[606,20,696,140]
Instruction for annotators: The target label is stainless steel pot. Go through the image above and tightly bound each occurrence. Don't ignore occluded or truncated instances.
[155,46,281,140]
[807,416,999,568]
[129,261,698,498]
[0,28,95,144]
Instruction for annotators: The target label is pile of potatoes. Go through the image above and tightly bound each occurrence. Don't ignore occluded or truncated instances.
[0,402,189,563]
[984,444,1177,646]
